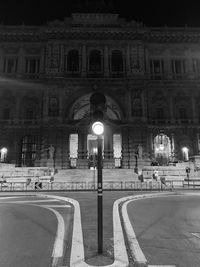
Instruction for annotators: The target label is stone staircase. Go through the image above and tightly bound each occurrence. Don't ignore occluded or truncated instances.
[142,161,197,182]
[54,169,138,182]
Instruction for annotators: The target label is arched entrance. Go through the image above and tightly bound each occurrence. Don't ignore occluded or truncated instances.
[154,134,171,165]
[68,93,123,168]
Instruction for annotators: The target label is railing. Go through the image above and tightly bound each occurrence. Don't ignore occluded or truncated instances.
[0,180,172,192]
[0,179,199,192]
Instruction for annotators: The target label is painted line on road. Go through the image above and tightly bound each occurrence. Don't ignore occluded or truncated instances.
[8,199,60,203]
[148,265,176,267]
[38,205,65,267]
[42,194,129,267]
[41,205,71,208]
[191,233,200,239]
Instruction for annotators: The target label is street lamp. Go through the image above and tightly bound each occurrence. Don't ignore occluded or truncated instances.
[92,121,104,254]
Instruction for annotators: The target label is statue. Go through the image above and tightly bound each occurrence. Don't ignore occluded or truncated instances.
[137,144,143,159]
[48,145,55,159]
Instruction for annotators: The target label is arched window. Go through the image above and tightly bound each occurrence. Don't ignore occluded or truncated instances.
[111,50,123,72]
[21,136,36,167]
[89,50,102,72]
[66,50,79,72]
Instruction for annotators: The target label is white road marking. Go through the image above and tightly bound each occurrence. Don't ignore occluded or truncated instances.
[122,199,147,266]
[8,199,60,203]
[40,205,71,208]
[40,205,72,208]
[42,194,129,267]
[45,207,65,267]
[191,233,200,239]
[120,192,200,267]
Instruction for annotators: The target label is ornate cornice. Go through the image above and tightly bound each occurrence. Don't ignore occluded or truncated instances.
[0,16,200,43]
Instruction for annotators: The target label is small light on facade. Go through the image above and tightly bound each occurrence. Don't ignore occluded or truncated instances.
[93,147,98,154]
[1,148,7,154]
[182,147,188,153]
[92,121,104,136]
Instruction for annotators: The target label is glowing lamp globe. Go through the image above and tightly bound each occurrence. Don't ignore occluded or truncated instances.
[92,121,104,135]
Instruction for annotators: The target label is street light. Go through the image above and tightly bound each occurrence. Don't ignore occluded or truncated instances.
[92,121,104,254]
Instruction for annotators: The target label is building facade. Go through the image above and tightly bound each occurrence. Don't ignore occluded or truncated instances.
[1,10,200,169]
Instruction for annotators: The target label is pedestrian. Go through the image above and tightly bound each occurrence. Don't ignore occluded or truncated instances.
[152,170,158,181]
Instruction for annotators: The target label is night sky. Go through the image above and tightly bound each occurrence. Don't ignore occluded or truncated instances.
[1,0,200,27]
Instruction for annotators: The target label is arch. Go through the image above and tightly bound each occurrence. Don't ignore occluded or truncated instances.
[68,93,123,121]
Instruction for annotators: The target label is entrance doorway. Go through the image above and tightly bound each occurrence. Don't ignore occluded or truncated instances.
[87,134,104,169]
[154,134,171,165]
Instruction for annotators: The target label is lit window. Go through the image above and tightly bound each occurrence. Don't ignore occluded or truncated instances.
[0,147,8,162]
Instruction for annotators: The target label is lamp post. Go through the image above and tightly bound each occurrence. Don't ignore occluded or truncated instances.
[92,121,104,254]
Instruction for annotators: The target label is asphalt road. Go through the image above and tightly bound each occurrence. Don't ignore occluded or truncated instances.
[0,195,73,267]
[127,193,200,267]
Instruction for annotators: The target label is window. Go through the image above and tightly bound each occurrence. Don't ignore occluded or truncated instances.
[0,147,8,162]
[89,50,102,72]
[21,136,36,167]
[3,57,18,73]
[113,134,122,168]
[150,59,164,79]
[69,134,78,168]
[25,58,40,73]
[66,50,79,72]
[171,59,185,78]
[48,97,59,117]
[111,50,123,72]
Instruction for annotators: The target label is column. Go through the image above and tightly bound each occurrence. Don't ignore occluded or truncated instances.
[59,44,64,73]
[77,130,88,168]
[196,133,200,154]
[15,96,21,122]
[0,47,3,73]
[18,46,24,75]
[126,44,131,76]
[191,93,198,123]
[171,133,175,159]
[103,128,114,168]
[150,133,154,158]
[40,47,45,74]
[104,45,109,77]
[81,45,87,77]
[141,89,147,122]
[169,95,175,124]
[43,90,49,121]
